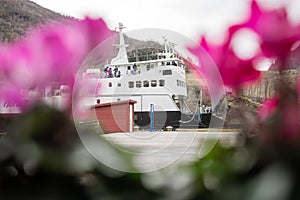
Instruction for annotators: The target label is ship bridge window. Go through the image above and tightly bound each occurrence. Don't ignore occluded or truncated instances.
[108,82,112,87]
[117,83,121,87]
[159,79,165,87]
[143,80,149,87]
[162,69,172,75]
[136,81,142,88]
[128,81,134,88]
[151,80,157,87]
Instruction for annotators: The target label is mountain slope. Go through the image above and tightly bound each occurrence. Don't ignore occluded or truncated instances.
[0,0,70,43]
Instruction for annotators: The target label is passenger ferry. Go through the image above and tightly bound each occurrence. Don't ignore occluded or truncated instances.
[85,23,212,130]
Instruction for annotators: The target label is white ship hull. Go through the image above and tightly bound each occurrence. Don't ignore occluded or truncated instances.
[83,24,212,130]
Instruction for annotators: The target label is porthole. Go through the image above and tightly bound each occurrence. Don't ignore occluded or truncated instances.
[159,79,165,87]
[128,81,134,88]
[151,80,157,87]
[136,81,142,88]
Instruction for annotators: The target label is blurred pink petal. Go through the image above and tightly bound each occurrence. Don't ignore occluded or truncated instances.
[298,76,300,100]
[7,43,37,88]
[257,97,279,121]
[27,22,87,86]
[187,41,225,96]
[188,36,261,93]
[72,76,99,121]
[0,17,113,109]
[235,0,300,60]
[281,102,300,140]
[0,83,24,107]
[76,17,114,51]
[219,52,261,91]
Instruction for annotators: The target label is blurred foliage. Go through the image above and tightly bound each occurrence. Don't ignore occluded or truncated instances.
[0,103,159,200]
[2,103,300,200]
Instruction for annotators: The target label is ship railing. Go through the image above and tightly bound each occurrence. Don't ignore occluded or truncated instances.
[99,58,185,79]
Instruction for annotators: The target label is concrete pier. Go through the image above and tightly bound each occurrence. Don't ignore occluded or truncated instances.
[102,130,239,172]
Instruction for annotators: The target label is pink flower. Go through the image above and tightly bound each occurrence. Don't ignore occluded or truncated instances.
[29,23,85,86]
[76,17,114,51]
[297,76,300,100]
[0,17,113,109]
[257,97,279,121]
[187,40,225,96]
[280,102,300,140]
[258,96,300,141]
[6,43,39,88]
[0,83,24,107]
[188,37,261,93]
[234,0,300,60]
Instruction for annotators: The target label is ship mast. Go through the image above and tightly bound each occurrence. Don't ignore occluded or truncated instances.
[110,23,129,64]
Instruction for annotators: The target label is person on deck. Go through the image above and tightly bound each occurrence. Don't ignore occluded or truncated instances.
[108,67,113,78]
[114,66,118,77]
[104,66,108,77]
[137,64,141,74]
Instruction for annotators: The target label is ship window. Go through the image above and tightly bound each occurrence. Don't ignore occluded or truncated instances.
[108,82,112,87]
[176,80,185,88]
[143,80,149,87]
[117,83,121,87]
[162,69,172,75]
[128,81,134,88]
[159,79,165,87]
[136,81,142,88]
[151,80,157,87]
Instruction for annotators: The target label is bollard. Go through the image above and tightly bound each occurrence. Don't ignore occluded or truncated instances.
[134,126,139,132]
[166,126,173,131]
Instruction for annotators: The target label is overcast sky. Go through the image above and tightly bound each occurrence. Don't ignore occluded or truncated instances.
[31,0,300,42]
